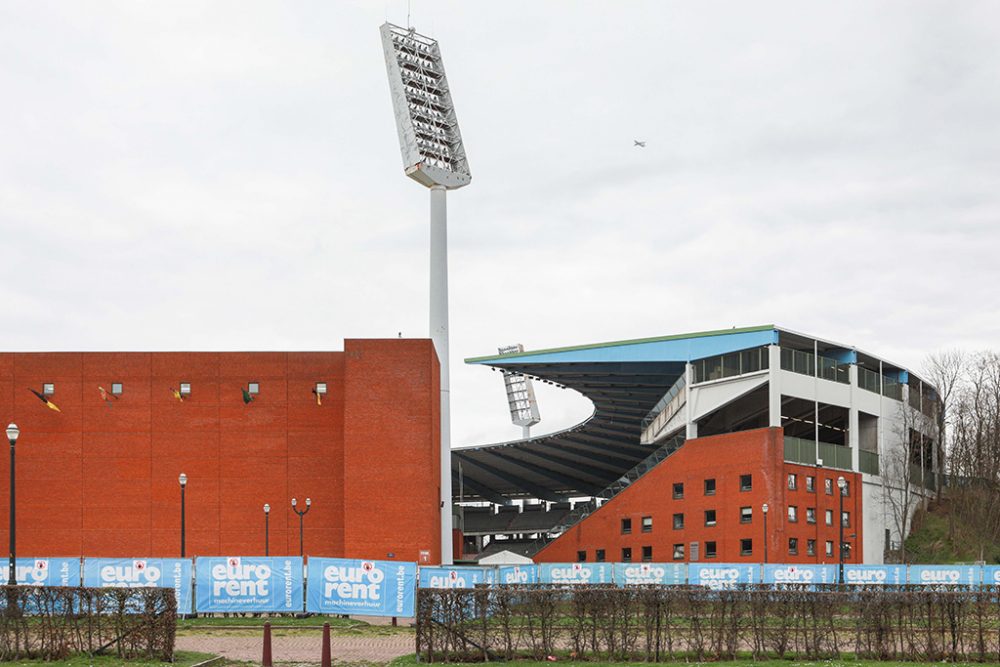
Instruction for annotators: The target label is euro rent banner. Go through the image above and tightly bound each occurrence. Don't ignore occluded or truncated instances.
[909,564,979,587]
[538,563,613,585]
[497,565,538,585]
[841,564,907,585]
[0,558,81,586]
[614,562,685,585]
[688,563,760,590]
[763,564,837,588]
[418,566,494,589]
[83,558,193,614]
[306,558,416,616]
[195,556,303,613]
[983,566,1000,587]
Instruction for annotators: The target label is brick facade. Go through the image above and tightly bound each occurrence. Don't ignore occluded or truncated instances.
[0,340,441,562]
[535,427,862,565]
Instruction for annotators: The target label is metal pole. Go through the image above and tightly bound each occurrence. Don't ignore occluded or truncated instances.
[762,510,768,564]
[430,184,453,564]
[265,511,270,557]
[180,484,186,558]
[299,514,304,557]
[838,489,845,584]
[8,438,15,587]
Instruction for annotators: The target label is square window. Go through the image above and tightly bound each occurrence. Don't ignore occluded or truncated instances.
[179,382,192,396]
[704,509,717,527]
[642,545,654,562]
[673,482,684,499]
[673,513,684,530]
[840,480,850,496]
[577,550,587,562]
[248,382,260,395]
[806,476,816,493]
[842,511,850,527]
[111,383,123,395]
[705,541,717,559]
[806,508,816,524]
[315,382,328,395]
[787,473,798,490]
[43,383,55,395]
[740,506,752,524]
[641,516,653,532]
[621,518,632,535]
[788,506,798,523]
[807,539,816,556]
[825,509,833,526]
[740,474,753,491]
[740,538,753,556]
[824,478,833,495]
[704,478,716,495]
[621,547,632,562]
[788,537,798,555]
[825,540,834,557]
[672,543,683,560]
[595,549,605,562]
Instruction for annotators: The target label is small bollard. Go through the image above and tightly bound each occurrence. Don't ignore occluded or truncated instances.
[263,621,273,667]
[321,622,332,667]
[392,616,398,627]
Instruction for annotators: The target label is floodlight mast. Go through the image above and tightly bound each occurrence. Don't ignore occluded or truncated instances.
[497,344,541,439]
[381,22,471,565]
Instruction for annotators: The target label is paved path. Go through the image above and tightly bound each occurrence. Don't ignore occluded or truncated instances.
[177,632,415,664]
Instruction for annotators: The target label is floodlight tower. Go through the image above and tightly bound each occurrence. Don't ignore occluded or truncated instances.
[381,22,471,564]
[498,344,541,439]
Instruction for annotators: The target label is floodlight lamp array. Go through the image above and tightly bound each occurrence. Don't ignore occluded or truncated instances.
[381,22,471,189]
[498,344,541,428]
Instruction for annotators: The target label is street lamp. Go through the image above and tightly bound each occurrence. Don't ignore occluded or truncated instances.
[761,503,769,564]
[6,424,20,587]
[837,476,847,584]
[291,497,311,557]
[263,504,270,556]
[178,473,188,558]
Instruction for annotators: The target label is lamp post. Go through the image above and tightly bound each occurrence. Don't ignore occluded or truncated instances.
[291,497,311,557]
[263,504,270,556]
[178,473,187,558]
[837,476,847,584]
[761,503,769,564]
[6,424,20,587]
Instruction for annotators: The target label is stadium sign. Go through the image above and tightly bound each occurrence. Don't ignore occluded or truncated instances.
[688,563,759,590]
[306,558,416,616]
[418,566,493,589]
[195,556,303,612]
[497,565,538,584]
[0,558,80,586]
[83,558,193,614]
[614,563,685,585]
[539,563,613,584]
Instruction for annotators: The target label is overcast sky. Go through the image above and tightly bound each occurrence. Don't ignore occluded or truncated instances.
[1,1,999,446]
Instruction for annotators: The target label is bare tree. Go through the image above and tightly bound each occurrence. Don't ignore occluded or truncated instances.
[923,350,965,502]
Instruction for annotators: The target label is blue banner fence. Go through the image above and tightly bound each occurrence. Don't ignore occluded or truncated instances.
[7,558,1000,616]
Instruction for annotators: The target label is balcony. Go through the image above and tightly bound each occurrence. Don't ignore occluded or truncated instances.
[859,449,879,475]
[784,436,853,471]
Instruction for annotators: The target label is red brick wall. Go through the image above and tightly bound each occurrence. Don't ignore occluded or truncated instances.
[0,340,440,561]
[536,427,862,565]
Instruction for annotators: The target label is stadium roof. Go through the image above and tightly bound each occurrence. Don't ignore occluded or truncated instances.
[454,325,779,503]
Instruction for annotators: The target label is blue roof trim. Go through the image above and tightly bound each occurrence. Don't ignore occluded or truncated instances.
[470,328,779,366]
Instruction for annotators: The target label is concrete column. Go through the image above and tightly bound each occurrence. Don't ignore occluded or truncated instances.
[768,345,782,428]
[849,363,860,472]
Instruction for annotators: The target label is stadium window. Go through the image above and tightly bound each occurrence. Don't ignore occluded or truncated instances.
[641,516,653,532]
[841,480,850,496]
[704,478,716,495]
[740,538,753,556]
[672,543,684,560]
[806,508,816,524]
[824,478,833,495]
[806,476,816,493]
[807,539,816,556]
[111,382,123,396]
[673,482,684,499]
[740,474,753,491]
[248,382,260,395]
[825,509,833,526]
[788,473,798,490]
[740,506,752,524]
[673,513,684,530]
[577,550,586,562]
[788,506,798,523]
[43,383,55,395]
[704,509,717,527]
[825,540,834,557]
[621,518,632,535]
[642,545,653,562]
[595,549,605,562]
[842,511,851,527]
[705,541,717,558]
[621,547,632,562]
[788,537,798,555]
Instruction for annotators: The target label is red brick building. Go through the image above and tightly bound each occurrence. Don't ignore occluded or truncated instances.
[0,340,441,562]
[535,428,862,565]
